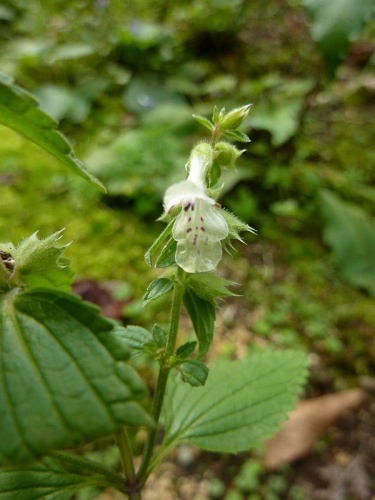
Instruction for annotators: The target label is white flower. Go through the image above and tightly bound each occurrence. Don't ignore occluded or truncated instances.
[163,145,229,273]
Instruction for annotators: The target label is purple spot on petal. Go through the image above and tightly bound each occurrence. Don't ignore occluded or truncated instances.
[201,227,205,232]
[187,228,192,233]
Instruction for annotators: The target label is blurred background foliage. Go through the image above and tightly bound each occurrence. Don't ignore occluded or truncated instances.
[0,0,375,495]
[1,0,375,364]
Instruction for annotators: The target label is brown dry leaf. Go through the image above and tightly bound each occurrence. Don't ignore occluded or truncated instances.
[262,389,365,470]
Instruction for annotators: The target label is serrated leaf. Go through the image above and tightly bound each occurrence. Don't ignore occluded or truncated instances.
[303,0,374,75]
[0,289,152,466]
[144,220,174,267]
[192,114,214,131]
[163,350,308,453]
[320,190,375,296]
[186,272,236,304]
[183,288,215,359]
[10,231,73,291]
[177,360,209,387]
[0,73,105,191]
[143,278,174,306]
[114,324,155,356]
[0,454,122,500]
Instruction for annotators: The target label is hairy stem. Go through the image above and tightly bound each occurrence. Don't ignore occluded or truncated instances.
[137,269,185,483]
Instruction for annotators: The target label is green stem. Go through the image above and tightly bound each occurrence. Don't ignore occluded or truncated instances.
[137,269,185,483]
[116,428,142,500]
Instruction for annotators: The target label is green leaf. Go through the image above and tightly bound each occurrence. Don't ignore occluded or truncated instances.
[144,220,174,267]
[320,190,375,296]
[183,287,215,359]
[177,360,209,387]
[0,289,152,466]
[114,324,155,356]
[0,72,105,192]
[222,130,250,143]
[0,453,123,500]
[143,278,174,306]
[175,341,197,360]
[163,350,308,453]
[155,238,177,268]
[303,0,374,75]
[186,272,236,304]
[12,231,72,289]
[151,324,167,349]
[212,105,225,126]
[192,114,214,131]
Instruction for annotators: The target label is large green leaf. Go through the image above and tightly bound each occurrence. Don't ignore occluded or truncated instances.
[162,350,307,453]
[0,73,105,191]
[0,453,123,500]
[320,190,375,296]
[303,0,374,74]
[0,288,152,466]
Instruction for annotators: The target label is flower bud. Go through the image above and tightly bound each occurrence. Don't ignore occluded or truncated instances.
[187,142,213,188]
[220,104,252,130]
[214,142,244,169]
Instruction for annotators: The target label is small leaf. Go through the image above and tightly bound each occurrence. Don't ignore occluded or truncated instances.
[222,130,251,143]
[212,106,225,126]
[183,287,215,359]
[163,350,308,453]
[0,289,152,466]
[177,360,209,387]
[192,114,214,131]
[143,278,174,305]
[175,341,197,360]
[152,324,167,349]
[114,325,155,356]
[155,238,177,268]
[10,231,73,291]
[0,72,105,191]
[144,220,174,267]
[186,272,237,304]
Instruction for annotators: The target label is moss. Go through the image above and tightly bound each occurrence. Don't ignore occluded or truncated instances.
[0,126,158,296]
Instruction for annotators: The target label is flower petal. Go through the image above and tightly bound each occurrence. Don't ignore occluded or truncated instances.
[163,180,213,213]
[172,198,229,273]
